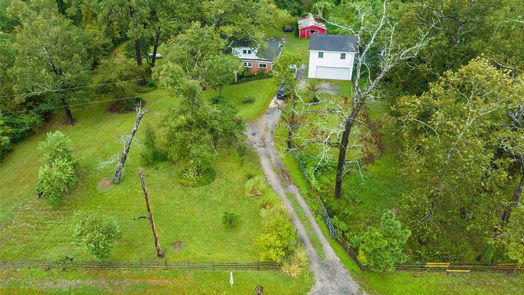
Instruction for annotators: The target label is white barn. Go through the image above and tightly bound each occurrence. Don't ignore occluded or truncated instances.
[308,34,357,81]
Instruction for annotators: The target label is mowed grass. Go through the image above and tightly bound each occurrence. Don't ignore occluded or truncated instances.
[203,78,277,122]
[0,85,313,293]
[1,268,312,295]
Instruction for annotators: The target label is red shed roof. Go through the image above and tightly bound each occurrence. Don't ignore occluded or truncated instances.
[298,13,326,30]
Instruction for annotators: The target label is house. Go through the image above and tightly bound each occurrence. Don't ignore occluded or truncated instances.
[308,34,357,81]
[298,14,327,39]
[231,37,282,74]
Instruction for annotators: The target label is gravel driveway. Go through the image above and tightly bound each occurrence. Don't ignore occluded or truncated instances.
[247,97,366,295]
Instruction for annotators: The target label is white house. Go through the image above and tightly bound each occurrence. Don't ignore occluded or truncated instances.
[308,34,357,81]
[231,37,282,74]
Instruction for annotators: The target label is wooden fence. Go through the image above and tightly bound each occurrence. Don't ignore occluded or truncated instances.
[0,260,280,272]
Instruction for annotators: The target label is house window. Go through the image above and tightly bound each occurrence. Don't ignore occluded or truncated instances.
[243,49,247,54]
[340,53,346,59]
[318,52,324,58]
[259,63,267,68]
[248,50,252,54]
[243,62,252,68]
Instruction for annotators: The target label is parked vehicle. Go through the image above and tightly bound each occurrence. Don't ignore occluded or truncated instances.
[148,53,162,59]
[277,84,288,100]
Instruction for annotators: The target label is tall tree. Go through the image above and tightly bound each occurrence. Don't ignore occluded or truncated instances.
[315,0,434,198]
[395,58,522,258]
[9,0,91,125]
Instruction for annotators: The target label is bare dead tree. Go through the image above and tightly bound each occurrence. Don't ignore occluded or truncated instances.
[113,106,148,184]
[314,0,435,198]
[137,167,165,258]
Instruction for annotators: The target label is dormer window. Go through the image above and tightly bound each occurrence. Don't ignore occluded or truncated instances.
[318,52,324,58]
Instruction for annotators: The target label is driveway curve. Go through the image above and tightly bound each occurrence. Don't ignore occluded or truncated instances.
[247,98,365,295]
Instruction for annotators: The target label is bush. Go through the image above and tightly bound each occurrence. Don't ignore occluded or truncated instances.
[256,207,297,262]
[73,212,122,260]
[245,176,265,197]
[35,131,78,204]
[222,211,240,228]
[282,246,309,277]
[211,95,225,104]
[241,96,255,104]
[140,124,166,166]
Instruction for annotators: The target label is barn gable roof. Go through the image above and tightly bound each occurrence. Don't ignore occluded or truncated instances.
[309,34,357,52]
[298,13,326,30]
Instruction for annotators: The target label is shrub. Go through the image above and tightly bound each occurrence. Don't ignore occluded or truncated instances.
[282,246,309,277]
[211,95,225,104]
[35,131,78,204]
[140,124,166,166]
[256,207,297,262]
[356,211,411,271]
[245,176,265,197]
[222,211,240,228]
[73,212,122,260]
[241,96,255,104]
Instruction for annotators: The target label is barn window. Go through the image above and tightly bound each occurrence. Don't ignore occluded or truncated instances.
[340,53,346,59]
[318,52,324,58]
[259,63,267,68]
[243,62,252,68]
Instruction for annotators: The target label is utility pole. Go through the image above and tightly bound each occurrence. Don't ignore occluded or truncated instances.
[113,106,148,184]
[137,167,165,258]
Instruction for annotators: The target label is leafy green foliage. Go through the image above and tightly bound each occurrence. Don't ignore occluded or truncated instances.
[356,211,411,271]
[73,212,122,260]
[500,208,524,263]
[256,207,297,263]
[282,245,309,277]
[139,124,165,166]
[395,58,522,260]
[160,97,244,175]
[222,211,240,228]
[35,131,78,204]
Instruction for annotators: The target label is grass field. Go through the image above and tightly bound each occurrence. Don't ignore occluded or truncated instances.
[0,81,313,293]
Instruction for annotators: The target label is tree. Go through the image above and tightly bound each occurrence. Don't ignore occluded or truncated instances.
[500,208,524,264]
[9,0,91,125]
[315,0,434,198]
[395,58,522,258]
[159,96,243,177]
[140,123,163,166]
[73,212,122,260]
[93,56,143,98]
[113,107,148,184]
[256,207,297,263]
[202,0,275,44]
[356,211,411,271]
[273,52,302,150]
[35,131,78,204]
[203,54,243,94]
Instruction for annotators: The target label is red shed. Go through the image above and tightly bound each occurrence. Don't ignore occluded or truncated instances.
[298,14,327,39]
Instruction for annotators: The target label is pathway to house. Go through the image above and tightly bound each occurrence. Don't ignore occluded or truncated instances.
[247,98,365,295]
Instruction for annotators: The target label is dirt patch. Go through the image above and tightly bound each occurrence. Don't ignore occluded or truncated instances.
[171,241,186,250]
[318,82,341,95]
[98,178,113,191]
[108,97,146,113]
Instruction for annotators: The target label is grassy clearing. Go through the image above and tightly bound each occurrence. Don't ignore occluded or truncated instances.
[0,83,312,292]
[1,268,312,295]
[203,78,277,122]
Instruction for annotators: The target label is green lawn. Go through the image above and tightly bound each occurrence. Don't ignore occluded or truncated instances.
[0,85,312,293]
[203,78,277,122]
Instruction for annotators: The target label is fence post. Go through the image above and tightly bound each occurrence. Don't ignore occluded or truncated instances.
[164,260,168,270]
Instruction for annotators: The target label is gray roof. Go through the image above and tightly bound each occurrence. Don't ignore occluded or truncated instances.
[309,34,357,52]
[257,39,282,61]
